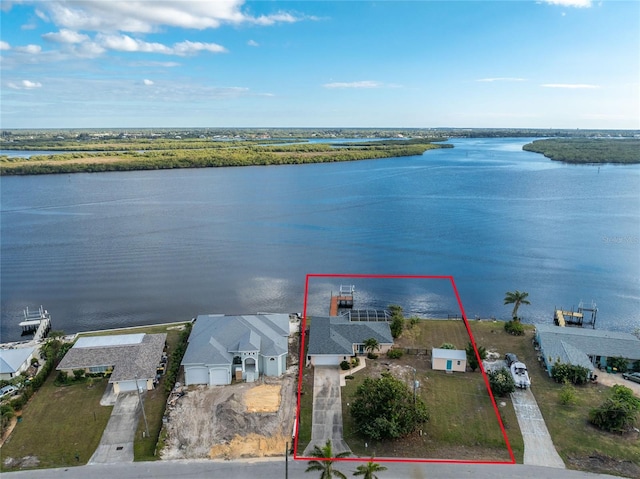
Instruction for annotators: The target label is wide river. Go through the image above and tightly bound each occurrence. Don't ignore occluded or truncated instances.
[1,138,638,342]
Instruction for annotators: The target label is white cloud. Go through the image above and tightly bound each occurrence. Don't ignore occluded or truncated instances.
[143,79,154,86]
[476,77,526,82]
[543,0,592,7]
[0,41,10,50]
[172,40,227,55]
[541,83,600,89]
[247,40,259,47]
[8,79,43,89]
[40,1,306,33]
[323,81,382,89]
[42,29,90,44]
[14,44,42,54]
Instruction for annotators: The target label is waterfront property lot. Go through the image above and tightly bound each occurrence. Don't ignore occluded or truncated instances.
[468,320,640,478]
[0,323,187,471]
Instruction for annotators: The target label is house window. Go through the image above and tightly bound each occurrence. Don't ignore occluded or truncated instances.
[457,361,461,365]
[89,365,110,373]
[269,358,275,361]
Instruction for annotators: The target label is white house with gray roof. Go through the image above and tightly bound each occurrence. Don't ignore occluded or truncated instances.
[536,324,640,376]
[181,314,290,386]
[0,346,37,381]
[306,316,394,366]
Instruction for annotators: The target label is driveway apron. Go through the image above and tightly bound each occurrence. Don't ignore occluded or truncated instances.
[89,392,141,464]
[511,388,565,468]
[303,366,351,456]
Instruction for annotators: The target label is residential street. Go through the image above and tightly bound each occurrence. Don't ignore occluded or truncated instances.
[1,458,624,479]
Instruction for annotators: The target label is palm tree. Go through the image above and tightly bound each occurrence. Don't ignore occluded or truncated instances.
[504,290,530,320]
[363,337,380,355]
[305,439,349,479]
[353,459,388,479]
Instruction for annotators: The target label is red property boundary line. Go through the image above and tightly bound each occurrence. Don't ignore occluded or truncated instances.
[293,273,516,465]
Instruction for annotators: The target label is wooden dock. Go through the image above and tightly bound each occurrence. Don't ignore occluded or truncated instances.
[329,285,355,316]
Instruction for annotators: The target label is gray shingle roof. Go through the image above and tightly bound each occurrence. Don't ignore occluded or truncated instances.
[57,333,166,383]
[536,324,640,361]
[307,316,393,355]
[181,314,289,367]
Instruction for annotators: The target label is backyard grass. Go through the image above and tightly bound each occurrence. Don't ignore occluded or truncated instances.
[0,375,112,471]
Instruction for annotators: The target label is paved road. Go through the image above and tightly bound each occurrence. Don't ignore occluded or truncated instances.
[2,457,624,479]
[303,366,350,456]
[511,388,565,468]
[89,392,140,464]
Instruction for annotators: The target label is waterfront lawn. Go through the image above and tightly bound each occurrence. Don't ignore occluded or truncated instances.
[0,375,112,471]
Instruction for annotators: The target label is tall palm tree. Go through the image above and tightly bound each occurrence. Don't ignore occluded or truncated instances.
[504,290,530,320]
[305,439,349,479]
[363,337,380,355]
[353,459,388,479]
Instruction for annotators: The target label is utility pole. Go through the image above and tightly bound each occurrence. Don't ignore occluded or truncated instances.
[412,367,416,405]
[136,376,150,438]
[285,441,288,479]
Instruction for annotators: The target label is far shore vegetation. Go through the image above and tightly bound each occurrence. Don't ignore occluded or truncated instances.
[523,138,640,164]
[0,138,451,176]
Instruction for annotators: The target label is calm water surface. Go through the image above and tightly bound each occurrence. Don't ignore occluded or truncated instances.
[1,138,638,342]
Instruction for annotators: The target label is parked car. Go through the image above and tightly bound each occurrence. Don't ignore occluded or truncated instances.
[0,385,18,400]
[622,372,640,384]
[505,353,519,367]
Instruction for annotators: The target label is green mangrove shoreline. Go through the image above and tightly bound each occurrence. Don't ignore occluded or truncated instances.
[0,142,451,176]
[523,138,640,164]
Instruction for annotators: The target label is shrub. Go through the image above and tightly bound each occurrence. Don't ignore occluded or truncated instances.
[551,363,590,385]
[504,320,524,336]
[351,357,360,367]
[608,356,629,373]
[72,369,85,381]
[367,352,379,360]
[390,316,404,339]
[55,370,69,386]
[439,342,456,350]
[340,360,351,370]
[465,342,487,372]
[487,368,516,397]
[589,386,640,433]
[387,349,403,359]
[559,382,578,406]
[408,316,420,328]
[345,375,354,380]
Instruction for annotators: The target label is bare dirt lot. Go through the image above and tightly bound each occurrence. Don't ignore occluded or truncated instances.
[161,371,298,460]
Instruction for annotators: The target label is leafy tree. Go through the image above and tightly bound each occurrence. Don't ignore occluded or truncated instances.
[487,368,516,397]
[559,382,578,406]
[363,338,380,355]
[353,459,387,479]
[465,342,487,372]
[503,290,530,320]
[439,342,455,350]
[305,439,349,479]
[387,349,403,359]
[350,372,429,440]
[589,385,640,433]
[388,305,404,339]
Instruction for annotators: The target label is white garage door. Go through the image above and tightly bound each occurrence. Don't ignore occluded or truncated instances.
[185,367,209,385]
[313,355,340,366]
[117,380,139,393]
[209,368,229,385]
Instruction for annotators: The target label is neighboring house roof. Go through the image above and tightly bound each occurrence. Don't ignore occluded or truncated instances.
[432,348,466,361]
[307,316,393,356]
[181,314,289,367]
[536,324,640,361]
[57,333,166,383]
[0,347,36,374]
[541,339,594,372]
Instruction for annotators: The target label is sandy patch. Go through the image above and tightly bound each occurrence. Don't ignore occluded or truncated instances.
[245,384,281,413]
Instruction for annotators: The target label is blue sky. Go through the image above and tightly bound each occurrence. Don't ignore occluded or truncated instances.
[1,0,638,129]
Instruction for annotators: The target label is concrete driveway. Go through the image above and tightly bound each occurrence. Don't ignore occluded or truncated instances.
[303,366,351,456]
[89,392,141,464]
[511,388,565,468]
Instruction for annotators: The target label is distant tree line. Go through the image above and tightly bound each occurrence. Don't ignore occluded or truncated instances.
[523,138,640,164]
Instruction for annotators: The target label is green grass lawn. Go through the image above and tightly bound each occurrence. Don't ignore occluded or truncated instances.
[0,375,112,471]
